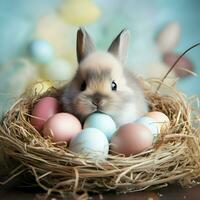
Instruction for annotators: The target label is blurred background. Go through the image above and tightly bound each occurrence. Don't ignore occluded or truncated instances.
[0,0,200,117]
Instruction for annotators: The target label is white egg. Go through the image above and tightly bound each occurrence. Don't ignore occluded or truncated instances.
[69,128,109,161]
[134,116,159,139]
[145,112,170,132]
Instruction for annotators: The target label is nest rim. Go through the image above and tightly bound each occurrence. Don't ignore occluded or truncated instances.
[0,79,200,195]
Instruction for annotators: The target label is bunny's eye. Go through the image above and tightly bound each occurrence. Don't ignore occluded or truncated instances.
[80,81,87,91]
[111,81,117,91]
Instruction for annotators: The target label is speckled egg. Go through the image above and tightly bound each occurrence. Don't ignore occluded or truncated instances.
[69,128,109,160]
[83,112,117,141]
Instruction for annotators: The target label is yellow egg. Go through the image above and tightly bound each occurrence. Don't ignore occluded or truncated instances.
[32,81,53,95]
[60,0,101,25]
[35,13,76,62]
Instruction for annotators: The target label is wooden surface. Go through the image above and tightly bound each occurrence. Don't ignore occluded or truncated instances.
[1,183,200,200]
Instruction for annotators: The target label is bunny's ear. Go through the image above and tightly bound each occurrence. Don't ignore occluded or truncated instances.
[76,27,95,63]
[156,22,181,53]
[108,29,130,63]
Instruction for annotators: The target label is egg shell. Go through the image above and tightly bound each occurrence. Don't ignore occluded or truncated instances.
[111,123,153,156]
[83,112,117,141]
[145,112,170,131]
[134,116,159,138]
[69,128,109,160]
[43,113,82,142]
[60,0,100,25]
[32,81,53,95]
[30,97,60,131]
[27,39,54,64]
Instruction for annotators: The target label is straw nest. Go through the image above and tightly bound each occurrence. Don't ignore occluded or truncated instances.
[0,79,200,196]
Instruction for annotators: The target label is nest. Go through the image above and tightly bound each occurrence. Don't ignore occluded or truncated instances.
[0,79,200,196]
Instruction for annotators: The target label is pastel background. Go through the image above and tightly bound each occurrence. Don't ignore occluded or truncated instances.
[0,0,199,117]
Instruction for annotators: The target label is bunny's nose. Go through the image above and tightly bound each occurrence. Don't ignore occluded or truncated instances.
[92,93,102,106]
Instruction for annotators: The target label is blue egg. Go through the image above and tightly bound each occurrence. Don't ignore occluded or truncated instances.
[134,116,159,138]
[83,112,117,141]
[69,128,109,160]
[27,39,54,64]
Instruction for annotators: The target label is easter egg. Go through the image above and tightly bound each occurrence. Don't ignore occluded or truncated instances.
[27,39,54,64]
[35,14,76,63]
[60,0,100,25]
[134,116,159,138]
[145,112,170,131]
[32,80,53,95]
[30,97,60,131]
[43,58,74,81]
[43,113,82,142]
[111,123,153,156]
[83,112,117,141]
[69,128,109,160]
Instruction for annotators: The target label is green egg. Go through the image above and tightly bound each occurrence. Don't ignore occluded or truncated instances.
[84,112,117,141]
[27,39,54,64]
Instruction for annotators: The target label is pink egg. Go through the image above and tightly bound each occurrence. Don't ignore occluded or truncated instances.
[111,123,153,156]
[30,97,60,131]
[43,113,82,142]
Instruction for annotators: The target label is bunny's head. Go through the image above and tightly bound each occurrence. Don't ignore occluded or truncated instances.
[60,28,148,126]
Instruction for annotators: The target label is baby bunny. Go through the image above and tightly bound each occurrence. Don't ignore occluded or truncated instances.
[59,28,148,126]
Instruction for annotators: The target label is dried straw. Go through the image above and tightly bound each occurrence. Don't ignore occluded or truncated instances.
[0,79,200,196]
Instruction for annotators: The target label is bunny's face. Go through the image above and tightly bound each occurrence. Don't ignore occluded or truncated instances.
[65,52,134,122]
[60,28,148,126]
